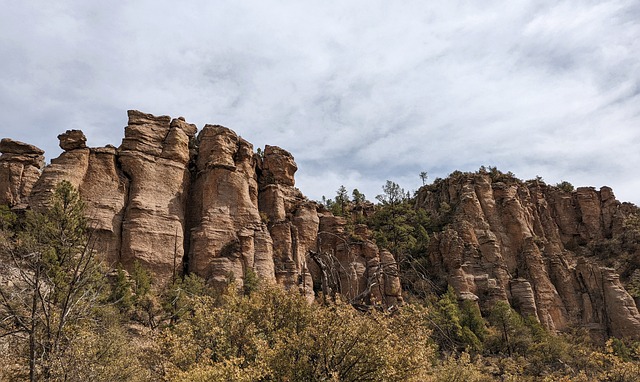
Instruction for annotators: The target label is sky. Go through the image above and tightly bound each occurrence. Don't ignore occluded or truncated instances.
[1,1,639,205]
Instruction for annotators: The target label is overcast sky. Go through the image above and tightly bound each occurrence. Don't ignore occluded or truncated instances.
[1,1,639,205]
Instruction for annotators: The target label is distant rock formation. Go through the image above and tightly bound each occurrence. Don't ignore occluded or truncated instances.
[0,110,401,307]
[416,172,640,340]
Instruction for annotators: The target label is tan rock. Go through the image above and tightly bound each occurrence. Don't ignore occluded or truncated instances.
[417,172,640,339]
[0,139,44,156]
[187,125,274,288]
[2,111,402,308]
[0,139,45,207]
[30,148,91,209]
[262,145,297,186]
[118,110,193,283]
[308,213,402,306]
[509,278,539,321]
[58,130,87,151]
[79,147,128,267]
[9,110,640,343]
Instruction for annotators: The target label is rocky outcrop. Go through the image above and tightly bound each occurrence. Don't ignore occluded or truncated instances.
[0,110,402,306]
[187,125,275,289]
[0,139,45,208]
[78,146,128,267]
[29,130,128,266]
[30,131,92,208]
[417,171,640,340]
[310,215,403,306]
[258,145,318,300]
[4,110,637,341]
[118,111,195,282]
[58,130,87,151]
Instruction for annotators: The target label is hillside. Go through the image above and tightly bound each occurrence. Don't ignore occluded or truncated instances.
[1,110,639,381]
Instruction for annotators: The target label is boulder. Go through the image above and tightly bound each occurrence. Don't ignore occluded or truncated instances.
[58,130,87,151]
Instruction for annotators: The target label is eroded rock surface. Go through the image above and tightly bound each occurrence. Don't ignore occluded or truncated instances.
[417,172,640,340]
[2,111,637,341]
[187,125,275,289]
[118,110,194,282]
[0,139,45,207]
[58,130,87,151]
[0,111,399,303]
[30,131,127,267]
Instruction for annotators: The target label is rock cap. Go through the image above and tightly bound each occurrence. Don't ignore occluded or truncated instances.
[0,138,45,155]
[58,130,87,151]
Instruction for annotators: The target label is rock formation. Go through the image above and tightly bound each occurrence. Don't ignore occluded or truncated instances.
[118,111,194,281]
[416,171,640,340]
[2,111,637,339]
[0,110,401,306]
[187,125,276,289]
[0,139,45,208]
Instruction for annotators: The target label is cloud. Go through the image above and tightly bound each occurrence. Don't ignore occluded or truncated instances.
[0,0,638,205]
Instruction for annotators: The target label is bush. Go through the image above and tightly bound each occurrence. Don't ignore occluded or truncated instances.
[556,181,575,192]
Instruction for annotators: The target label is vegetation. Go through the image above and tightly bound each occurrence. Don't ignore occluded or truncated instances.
[556,180,575,192]
[1,180,640,381]
[0,181,111,381]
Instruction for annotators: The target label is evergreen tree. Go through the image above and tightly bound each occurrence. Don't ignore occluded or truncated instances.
[352,188,366,205]
[110,264,133,313]
[333,185,349,216]
[427,287,484,353]
[419,171,428,185]
[487,301,530,357]
[0,181,105,381]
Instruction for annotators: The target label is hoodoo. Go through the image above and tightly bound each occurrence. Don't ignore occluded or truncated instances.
[0,110,402,306]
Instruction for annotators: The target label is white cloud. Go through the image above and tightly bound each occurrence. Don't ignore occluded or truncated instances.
[0,0,638,204]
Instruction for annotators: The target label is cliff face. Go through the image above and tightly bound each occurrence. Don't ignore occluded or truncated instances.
[3,111,638,338]
[0,110,399,305]
[0,139,45,208]
[416,171,640,339]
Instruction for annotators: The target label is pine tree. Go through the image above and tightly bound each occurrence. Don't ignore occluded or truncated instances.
[352,189,366,205]
[0,181,104,381]
[333,185,349,216]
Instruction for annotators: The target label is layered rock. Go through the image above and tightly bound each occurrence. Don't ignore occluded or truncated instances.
[8,110,638,341]
[187,125,275,288]
[311,215,403,306]
[417,171,640,339]
[118,111,195,281]
[29,130,128,266]
[30,130,92,208]
[0,139,45,208]
[258,145,317,300]
[0,111,402,304]
[78,146,128,266]
[256,145,403,305]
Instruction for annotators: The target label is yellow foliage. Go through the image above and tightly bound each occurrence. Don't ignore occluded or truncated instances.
[157,285,435,381]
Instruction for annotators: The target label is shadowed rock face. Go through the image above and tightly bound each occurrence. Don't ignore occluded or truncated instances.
[1,110,402,305]
[0,139,45,208]
[416,173,640,340]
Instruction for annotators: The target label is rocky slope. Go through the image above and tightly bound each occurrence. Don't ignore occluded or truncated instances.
[0,110,401,306]
[416,170,640,340]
